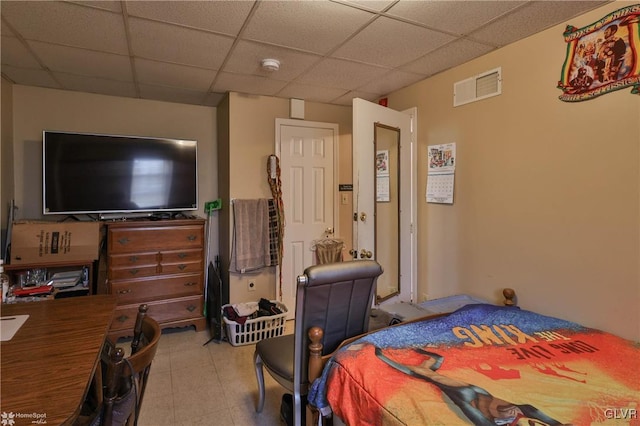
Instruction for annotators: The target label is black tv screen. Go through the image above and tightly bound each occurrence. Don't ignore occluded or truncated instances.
[43,131,198,217]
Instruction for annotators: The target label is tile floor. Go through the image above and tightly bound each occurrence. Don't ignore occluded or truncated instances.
[129,310,391,425]
[132,323,293,426]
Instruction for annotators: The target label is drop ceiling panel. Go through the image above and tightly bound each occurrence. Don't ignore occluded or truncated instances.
[0,0,611,107]
[55,73,137,98]
[126,1,254,36]
[1,1,128,54]
[129,18,233,70]
[242,1,375,54]
[134,58,216,91]
[332,16,456,67]
[30,42,133,82]
[385,1,527,36]
[223,40,321,80]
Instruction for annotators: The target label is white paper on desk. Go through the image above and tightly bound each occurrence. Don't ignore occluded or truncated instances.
[0,315,29,341]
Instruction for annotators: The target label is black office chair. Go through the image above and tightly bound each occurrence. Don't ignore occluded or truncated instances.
[254,260,383,426]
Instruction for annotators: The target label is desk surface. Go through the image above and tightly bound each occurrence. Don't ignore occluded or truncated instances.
[1,295,117,426]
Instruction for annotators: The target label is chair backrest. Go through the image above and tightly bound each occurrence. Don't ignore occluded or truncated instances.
[292,260,382,396]
[102,305,161,426]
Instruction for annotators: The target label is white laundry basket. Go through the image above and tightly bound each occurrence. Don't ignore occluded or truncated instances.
[222,301,288,346]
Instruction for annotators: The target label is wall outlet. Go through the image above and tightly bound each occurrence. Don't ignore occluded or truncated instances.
[247,281,256,292]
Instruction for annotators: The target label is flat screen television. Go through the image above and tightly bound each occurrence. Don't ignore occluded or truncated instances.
[43,130,198,218]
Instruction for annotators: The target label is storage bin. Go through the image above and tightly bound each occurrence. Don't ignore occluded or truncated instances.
[222,301,288,346]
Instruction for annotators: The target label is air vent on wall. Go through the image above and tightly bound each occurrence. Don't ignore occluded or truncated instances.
[453,67,502,107]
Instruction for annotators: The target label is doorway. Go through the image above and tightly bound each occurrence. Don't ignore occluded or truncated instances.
[352,98,416,304]
[275,119,339,318]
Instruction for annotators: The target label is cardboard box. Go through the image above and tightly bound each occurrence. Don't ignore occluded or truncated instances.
[10,221,100,265]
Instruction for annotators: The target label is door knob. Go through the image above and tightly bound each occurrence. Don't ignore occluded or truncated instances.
[325,227,334,235]
[360,212,367,222]
[360,249,372,259]
[349,249,358,259]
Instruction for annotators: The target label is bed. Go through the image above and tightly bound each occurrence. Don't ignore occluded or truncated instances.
[307,290,640,425]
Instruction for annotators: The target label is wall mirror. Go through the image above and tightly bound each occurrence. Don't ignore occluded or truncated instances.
[374,123,400,302]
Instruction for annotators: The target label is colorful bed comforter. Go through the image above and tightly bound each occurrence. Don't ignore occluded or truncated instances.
[308,304,640,425]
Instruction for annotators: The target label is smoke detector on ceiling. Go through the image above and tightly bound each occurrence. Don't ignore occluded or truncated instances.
[261,58,280,72]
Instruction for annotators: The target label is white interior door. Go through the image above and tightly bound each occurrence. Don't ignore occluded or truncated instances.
[276,119,338,318]
[353,98,416,303]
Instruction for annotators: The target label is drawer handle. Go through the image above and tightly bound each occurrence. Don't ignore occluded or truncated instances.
[129,255,139,263]
[117,237,130,246]
[129,269,140,276]
[184,282,197,287]
[118,289,132,294]
[186,305,196,312]
[178,253,187,259]
[116,315,129,323]
[178,264,187,271]
[187,235,197,242]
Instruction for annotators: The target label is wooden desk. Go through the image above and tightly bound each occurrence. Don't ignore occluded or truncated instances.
[1,295,117,426]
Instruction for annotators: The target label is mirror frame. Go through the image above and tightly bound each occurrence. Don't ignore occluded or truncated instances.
[374,122,401,303]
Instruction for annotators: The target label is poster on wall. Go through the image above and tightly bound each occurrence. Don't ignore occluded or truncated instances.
[426,143,456,204]
[557,4,640,102]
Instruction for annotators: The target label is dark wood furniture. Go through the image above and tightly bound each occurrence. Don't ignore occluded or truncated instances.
[0,295,117,426]
[105,219,206,340]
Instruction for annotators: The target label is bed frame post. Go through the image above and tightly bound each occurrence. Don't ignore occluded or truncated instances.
[308,326,324,426]
[503,288,516,306]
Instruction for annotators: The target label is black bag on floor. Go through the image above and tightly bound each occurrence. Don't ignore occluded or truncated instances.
[280,393,306,426]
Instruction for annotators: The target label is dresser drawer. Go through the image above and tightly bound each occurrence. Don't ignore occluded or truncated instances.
[110,295,203,331]
[109,225,204,253]
[108,252,158,268]
[160,248,202,263]
[109,264,159,281]
[160,260,202,275]
[110,273,202,305]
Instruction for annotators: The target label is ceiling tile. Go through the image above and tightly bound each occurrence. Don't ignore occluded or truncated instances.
[297,57,390,90]
[277,81,349,103]
[1,36,42,68]
[129,18,234,70]
[213,72,289,96]
[55,72,137,98]
[385,1,526,36]
[1,1,128,54]
[126,1,254,36]
[357,69,426,95]
[138,83,208,105]
[242,1,375,54]
[2,65,61,88]
[402,38,496,76]
[332,16,456,67]
[135,58,216,91]
[30,41,133,81]
[69,1,123,13]
[469,1,606,47]
[222,40,321,80]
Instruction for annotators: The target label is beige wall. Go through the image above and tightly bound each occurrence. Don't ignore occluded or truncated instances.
[220,92,352,304]
[1,77,15,259]
[8,85,220,256]
[388,2,639,341]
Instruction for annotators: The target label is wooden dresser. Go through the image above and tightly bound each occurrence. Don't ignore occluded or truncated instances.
[105,218,206,340]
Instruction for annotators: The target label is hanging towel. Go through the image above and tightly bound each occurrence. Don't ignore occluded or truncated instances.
[314,239,344,264]
[231,199,272,273]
